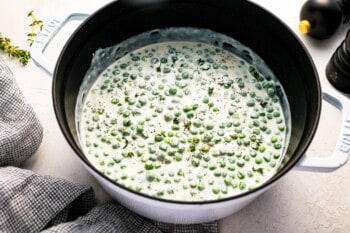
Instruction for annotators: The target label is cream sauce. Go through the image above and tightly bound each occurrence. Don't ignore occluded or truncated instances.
[78,38,289,201]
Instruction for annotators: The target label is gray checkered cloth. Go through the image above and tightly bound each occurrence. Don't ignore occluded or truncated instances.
[0,56,219,233]
[0,166,95,232]
[43,203,219,233]
[0,57,43,166]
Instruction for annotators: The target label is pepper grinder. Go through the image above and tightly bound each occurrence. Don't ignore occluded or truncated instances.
[299,0,350,39]
[326,30,350,93]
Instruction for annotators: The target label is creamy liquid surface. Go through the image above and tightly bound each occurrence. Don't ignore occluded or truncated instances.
[78,40,288,201]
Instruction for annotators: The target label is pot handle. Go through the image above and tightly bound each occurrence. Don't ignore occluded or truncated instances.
[296,85,350,172]
[30,13,89,75]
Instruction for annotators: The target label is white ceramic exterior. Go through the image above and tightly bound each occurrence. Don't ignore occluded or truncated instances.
[75,86,350,224]
[83,162,270,224]
[29,5,350,226]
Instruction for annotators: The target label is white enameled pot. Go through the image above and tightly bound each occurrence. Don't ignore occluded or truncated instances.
[30,0,350,224]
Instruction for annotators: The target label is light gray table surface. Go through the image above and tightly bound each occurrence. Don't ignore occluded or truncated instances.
[1,0,349,232]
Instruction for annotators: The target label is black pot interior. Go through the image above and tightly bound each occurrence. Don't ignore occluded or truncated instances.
[53,0,321,200]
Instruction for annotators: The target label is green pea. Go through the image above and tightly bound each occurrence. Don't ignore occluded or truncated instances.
[189,143,196,152]
[145,162,154,170]
[202,97,209,104]
[273,111,281,118]
[167,149,176,156]
[113,156,122,163]
[247,170,254,177]
[211,149,220,158]
[122,110,130,118]
[138,98,147,106]
[160,57,168,63]
[273,153,281,159]
[175,153,182,161]
[212,187,220,194]
[259,146,266,153]
[164,177,171,184]
[203,155,211,162]
[270,160,277,168]
[157,190,164,196]
[192,104,199,110]
[237,171,245,179]
[246,99,255,107]
[209,163,217,170]
[191,158,200,167]
[157,153,165,161]
[133,121,143,131]
[127,97,136,105]
[121,173,128,180]
[186,112,194,119]
[182,72,190,79]
[122,129,131,136]
[214,170,221,177]
[189,128,198,135]
[274,143,282,149]
[205,124,214,130]
[148,146,157,154]
[169,87,177,95]
[164,113,173,122]
[111,98,120,105]
[163,67,171,73]
[278,125,285,131]
[239,182,246,190]
[174,177,181,183]
[223,136,231,143]
[237,160,245,167]
[219,160,226,168]
[193,120,202,128]
[92,115,99,122]
[120,63,128,69]
[167,187,174,194]
[255,157,263,164]
[267,87,275,97]
[177,145,186,153]
[131,55,140,61]
[271,136,278,143]
[123,119,132,127]
[189,181,197,189]
[170,138,179,148]
[154,134,164,142]
[201,134,213,143]
[199,145,210,153]
[198,182,206,191]
[223,178,231,186]
[136,150,143,157]
[163,170,173,177]
[217,130,225,136]
[171,124,180,131]
[183,105,192,112]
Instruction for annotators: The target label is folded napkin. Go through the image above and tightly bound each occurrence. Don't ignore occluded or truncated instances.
[0,57,43,166]
[43,203,219,233]
[0,167,95,232]
[0,56,219,233]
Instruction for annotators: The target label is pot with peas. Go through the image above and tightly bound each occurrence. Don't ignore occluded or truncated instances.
[31,0,350,224]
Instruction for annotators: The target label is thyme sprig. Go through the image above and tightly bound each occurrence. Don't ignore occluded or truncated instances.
[0,33,30,65]
[27,10,43,46]
[0,10,43,65]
